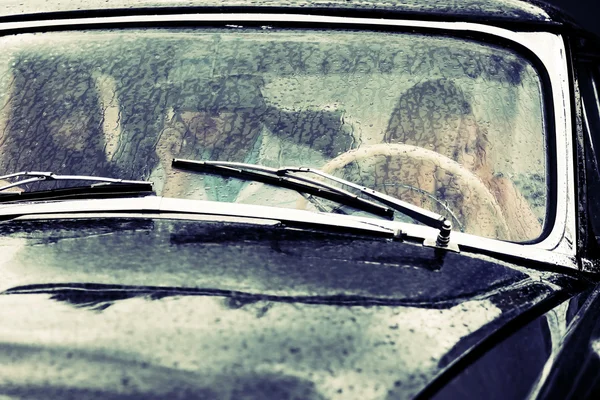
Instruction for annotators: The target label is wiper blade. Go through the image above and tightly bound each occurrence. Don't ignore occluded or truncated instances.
[172,159,393,219]
[0,171,153,203]
[172,159,452,247]
[0,171,151,191]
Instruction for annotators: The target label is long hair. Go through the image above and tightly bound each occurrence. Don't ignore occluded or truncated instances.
[384,78,489,172]
[373,78,509,237]
[0,53,109,187]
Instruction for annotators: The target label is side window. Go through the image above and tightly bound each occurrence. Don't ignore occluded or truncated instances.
[580,66,600,164]
[578,62,600,245]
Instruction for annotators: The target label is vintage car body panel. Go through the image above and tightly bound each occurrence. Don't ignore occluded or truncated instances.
[0,0,558,24]
[0,291,566,400]
[0,0,598,399]
[0,218,585,399]
[526,285,600,399]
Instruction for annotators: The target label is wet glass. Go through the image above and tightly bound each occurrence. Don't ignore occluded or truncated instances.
[0,28,546,241]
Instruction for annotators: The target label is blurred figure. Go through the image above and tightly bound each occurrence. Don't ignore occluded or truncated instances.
[0,54,109,186]
[380,78,540,241]
[0,53,114,194]
[153,75,268,201]
[154,75,354,208]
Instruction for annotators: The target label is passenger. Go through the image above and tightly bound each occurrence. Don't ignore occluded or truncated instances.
[382,78,541,241]
[153,75,270,201]
[0,54,109,185]
[154,75,346,207]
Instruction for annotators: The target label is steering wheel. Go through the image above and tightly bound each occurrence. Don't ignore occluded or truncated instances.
[298,143,511,240]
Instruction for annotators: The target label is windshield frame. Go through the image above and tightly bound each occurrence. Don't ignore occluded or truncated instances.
[0,12,577,270]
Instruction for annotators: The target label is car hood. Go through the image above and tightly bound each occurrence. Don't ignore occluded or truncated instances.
[0,217,580,399]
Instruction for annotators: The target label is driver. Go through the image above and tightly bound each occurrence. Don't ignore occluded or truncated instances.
[381,78,541,241]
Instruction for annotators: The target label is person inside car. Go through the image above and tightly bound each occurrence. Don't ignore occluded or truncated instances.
[0,53,117,194]
[0,54,110,189]
[153,74,357,209]
[381,78,541,241]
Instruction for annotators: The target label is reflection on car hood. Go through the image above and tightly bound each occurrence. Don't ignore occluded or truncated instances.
[0,294,523,399]
[0,218,579,399]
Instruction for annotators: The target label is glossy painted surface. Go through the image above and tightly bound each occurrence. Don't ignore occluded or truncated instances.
[0,218,537,297]
[0,218,581,399]
[0,0,553,23]
[0,1,595,399]
[527,286,600,399]
[428,296,574,400]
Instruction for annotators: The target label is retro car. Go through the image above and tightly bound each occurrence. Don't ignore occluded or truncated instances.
[0,0,599,398]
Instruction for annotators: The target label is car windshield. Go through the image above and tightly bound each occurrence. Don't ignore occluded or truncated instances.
[0,27,547,242]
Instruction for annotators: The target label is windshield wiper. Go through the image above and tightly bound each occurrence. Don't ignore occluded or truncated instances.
[0,171,153,203]
[173,159,393,219]
[172,159,453,247]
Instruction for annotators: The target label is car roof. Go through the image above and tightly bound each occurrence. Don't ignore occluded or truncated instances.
[0,0,572,26]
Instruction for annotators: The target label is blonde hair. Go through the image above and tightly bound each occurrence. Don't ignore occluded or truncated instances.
[384,78,489,172]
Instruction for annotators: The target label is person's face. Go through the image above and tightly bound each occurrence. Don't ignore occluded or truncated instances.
[436,115,487,176]
[179,110,238,149]
[156,109,249,164]
[155,108,262,197]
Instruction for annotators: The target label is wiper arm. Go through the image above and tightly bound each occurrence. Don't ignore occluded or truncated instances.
[0,171,153,203]
[172,159,452,247]
[0,171,151,191]
[171,159,393,219]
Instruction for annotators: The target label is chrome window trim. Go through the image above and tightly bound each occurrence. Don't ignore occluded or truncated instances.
[0,13,577,270]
